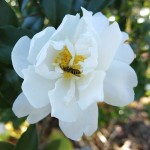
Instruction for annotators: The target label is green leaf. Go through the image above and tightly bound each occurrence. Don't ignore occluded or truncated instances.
[45,140,61,150]
[22,16,44,32]
[0,68,22,108]
[0,142,15,150]
[87,0,114,13]
[44,129,73,150]
[15,125,38,150]
[0,26,34,66]
[56,0,73,26]
[0,26,34,108]
[19,0,44,32]
[40,0,57,26]
[73,0,89,13]
[0,0,18,26]
[0,92,10,108]
[40,0,73,27]
[20,0,30,11]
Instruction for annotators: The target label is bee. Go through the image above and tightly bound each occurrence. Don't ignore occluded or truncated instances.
[59,64,81,77]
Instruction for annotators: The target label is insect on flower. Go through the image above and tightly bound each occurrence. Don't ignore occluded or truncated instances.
[59,64,82,77]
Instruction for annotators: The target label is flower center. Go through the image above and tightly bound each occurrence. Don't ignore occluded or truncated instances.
[54,46,85,78]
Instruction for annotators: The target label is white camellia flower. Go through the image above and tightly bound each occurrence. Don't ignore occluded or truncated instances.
[12,8,137,140]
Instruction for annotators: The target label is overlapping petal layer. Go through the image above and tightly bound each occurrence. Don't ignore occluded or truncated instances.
[22,66,55,108]
[59,103,98,140]
[12,8,137,141]
[13,93,51,124]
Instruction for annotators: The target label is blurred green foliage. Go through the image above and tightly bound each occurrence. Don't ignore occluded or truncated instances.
[0,0,18,26]
[14,125,38,150]
[44,129,73,150]
[0,141,15,150]
[0,0,149,149]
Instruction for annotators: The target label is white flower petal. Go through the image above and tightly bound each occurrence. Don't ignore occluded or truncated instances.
[50,40,65,50]
[12,92,51,123]
[78,71,105,110]
[74,9,93,42]
[98,22,122,71]
[78,72,94,91]
[122,32,129,42]
[27,104,51,124]
[76,8,107,58]
[65,39,75,65]
[49,78,79,122]
[82,56,98,75]
[115,43,135,64]
[75,31,99,58]
[22,66,55,108]
[51,14,80,42]
[64,79,75,103]
[104,60,137,106]
[36,42,58,69]
[11,36,31,78]
[35,41,63,80]
[81,7,93,17]
[84,104,98,136]
[59,103,98,140]
[28,27,55,64]
[12,92,33,117]
[92,12,109,34]
[75,33,91,55]
[35,64,62,80]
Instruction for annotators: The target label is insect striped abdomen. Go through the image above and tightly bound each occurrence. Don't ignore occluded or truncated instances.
[60,65,81,77]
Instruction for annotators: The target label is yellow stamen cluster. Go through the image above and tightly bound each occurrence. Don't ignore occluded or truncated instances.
[54,46,85,78]
[55,46,72,67]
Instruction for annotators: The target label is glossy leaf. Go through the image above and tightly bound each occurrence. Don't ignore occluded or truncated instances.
[87,0,114,13]
[56,0,73,26]
[15,125,38,150]
[0,0,18,26]
[19,0,44,32]
[73,0,89,13]
[0,142,15,150]
[40,0,57,26]
[0,68,22,108]
[22,16,44,32]
[40,0,73,27]
[0,26,34,66]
